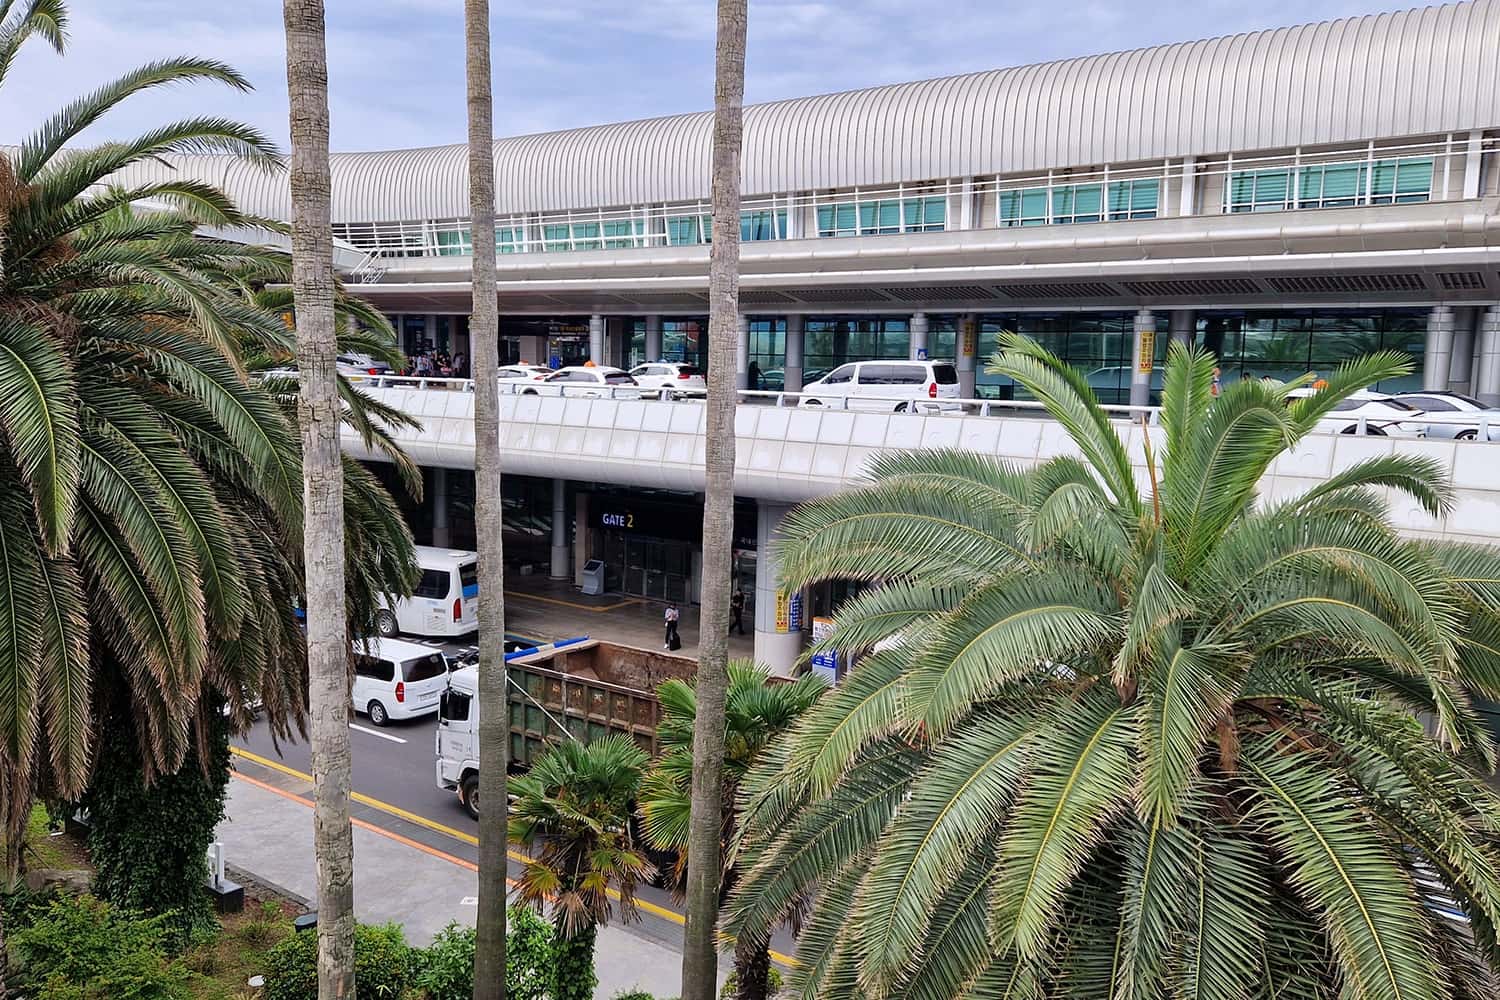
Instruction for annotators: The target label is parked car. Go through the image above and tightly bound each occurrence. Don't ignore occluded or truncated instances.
[798,360,962,412]
[374,546,478,638]
[352,636,451,726]
[498,364,553,385]
[338,352,391,376]
[1392,391,1500,441]
[628,362,706,398]
[1286,388,1428,437]
[521,365,642,399]
[258,361,372,383]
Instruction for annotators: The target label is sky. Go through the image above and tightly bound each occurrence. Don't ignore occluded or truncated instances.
[0,0,1428,153]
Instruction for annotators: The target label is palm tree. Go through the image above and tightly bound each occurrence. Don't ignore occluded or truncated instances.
[510,736,655,1000]
[462,2,508,996]
[641,662,824,1000]
[682,0,747,995]
[0,0,416,971]
[282,2,354,997]
[725,338,1500,1000]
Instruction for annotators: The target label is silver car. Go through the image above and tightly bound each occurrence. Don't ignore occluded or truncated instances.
[1392,392,1500,442]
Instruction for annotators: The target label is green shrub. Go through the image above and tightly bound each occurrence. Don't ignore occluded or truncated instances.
[413,908,555,1000]
[263,922,414,1000]
[611,992,658,1000]
[10,894,192,1000]
[719,966,784,999]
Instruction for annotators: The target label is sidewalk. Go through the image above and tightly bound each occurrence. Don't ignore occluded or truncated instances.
[219,768,712,998]
[503,577,758,662]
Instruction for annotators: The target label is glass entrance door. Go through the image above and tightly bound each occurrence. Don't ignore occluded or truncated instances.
[602,534,693,603]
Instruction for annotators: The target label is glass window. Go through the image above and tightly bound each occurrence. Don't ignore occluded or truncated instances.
[818,198,943,237]
[823,365,855,384]
[1052,183,1103,224]
[1227,168,1293,213]
[436,228,470,256]
[667,215,705,245]
[1107,179,1159,220]
[817,203,859,238]
[1298,162,1363,208]
[402,653,448,683]
[414,569,450,599]
[999,187,1049,227]
[440,689,470,722]
[1371,157,1433,204]
[355,656,395,683]
[496,226,525,254]
[603,219,643,249]
[932,363,958,385]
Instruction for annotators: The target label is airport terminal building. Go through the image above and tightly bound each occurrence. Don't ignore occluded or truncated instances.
[119,0,1500,667]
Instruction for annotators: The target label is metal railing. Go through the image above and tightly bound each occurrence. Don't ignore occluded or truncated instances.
[350,374,1500,441]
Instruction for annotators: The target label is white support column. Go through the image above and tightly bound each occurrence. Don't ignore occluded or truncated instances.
[784,314,805,393]
[1178,157,1197,216]
[431,467,450,548]
[588,314,605,365]
[1463,129,1484,200]
[1131,309,1156,408]
[1475,306,1500,406]
[550,479,570,580]
[753,502,804,677]
[1423,306,1456,392]
[424,313,438,350]
[956,313,978,397]
[735,314,750,390]
[1449,307,1476,394]
[645,315,662,361]
[1169,310,1196,351]
[909,311,930,361]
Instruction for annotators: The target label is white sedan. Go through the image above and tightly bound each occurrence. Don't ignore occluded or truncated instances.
[1288,388,1428,437]
[629,362,706,398]
[520,366,642,400]
[498,364,553,385]
[1392,392,1500,441]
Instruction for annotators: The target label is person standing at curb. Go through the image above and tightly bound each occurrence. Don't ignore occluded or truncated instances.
[664,602,681,650]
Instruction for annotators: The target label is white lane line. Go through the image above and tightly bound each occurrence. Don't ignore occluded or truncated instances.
[350,724,407,744]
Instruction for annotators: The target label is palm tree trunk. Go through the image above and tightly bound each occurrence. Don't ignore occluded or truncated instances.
[282,4,354,998]
[733,935,771,1000]
[464,2,508,999]
[680,0,746,996]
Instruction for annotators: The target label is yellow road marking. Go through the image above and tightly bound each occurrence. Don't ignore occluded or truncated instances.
[229,746,797,966]
[506,590,641,613]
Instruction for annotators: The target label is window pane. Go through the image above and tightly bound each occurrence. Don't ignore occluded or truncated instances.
[876,200,900,231]
[1395,158,1433,200]
[1072,184,1102,220]
[1320,163,1360,203]
[923,198,945,226]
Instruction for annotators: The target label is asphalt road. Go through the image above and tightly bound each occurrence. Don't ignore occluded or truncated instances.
[231,632,798,962]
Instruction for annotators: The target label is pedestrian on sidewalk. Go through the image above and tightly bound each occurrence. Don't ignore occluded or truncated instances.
[664,602,681,650]
[729,588,746,635]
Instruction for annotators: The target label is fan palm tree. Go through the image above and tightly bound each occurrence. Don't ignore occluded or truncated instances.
[0,0,416,959]
[683,0,748,995]
[641,662,824,1000]
[510,735,655,1000]
[724,336,1500,1000]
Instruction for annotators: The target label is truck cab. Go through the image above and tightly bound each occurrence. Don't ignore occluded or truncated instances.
[435,665,481,819]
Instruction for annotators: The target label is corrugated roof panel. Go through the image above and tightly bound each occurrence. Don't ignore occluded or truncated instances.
[108,0,1500,222]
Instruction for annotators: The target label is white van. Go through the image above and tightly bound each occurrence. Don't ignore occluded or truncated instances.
[374,546,479,638]
[798,360,962,412]
[352,637,451,726]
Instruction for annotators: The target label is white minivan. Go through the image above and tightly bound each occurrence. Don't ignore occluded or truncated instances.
[374,546,479,638]
[352,637,451,726]
[798,360,962,412]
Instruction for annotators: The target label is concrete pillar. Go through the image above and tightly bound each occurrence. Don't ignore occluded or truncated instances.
[735,314,750,390]
[909,311,930,361]
[431,467,450,548]
[1475,306,1500,406]
[753,502,804,676]
[1423,306,1456,392]
[588,314,605,366]
[1449,308,1476,394]
[1169,310,1196,352]
[1463,129,1484,199]
[784,315,805,392]
[956,313,978,397]
[1131,309,1156,408]
[645,315,662,361]
[550,479,570,580]
[424,313,438,351]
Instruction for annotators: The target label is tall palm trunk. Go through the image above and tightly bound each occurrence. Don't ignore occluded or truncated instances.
[464,3,507,999]
[680,1,746,996]
[282,4,354,998]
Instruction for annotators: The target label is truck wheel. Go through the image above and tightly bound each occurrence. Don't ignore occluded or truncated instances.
[461,774,480,821]
[374,610,398,637]
[367,701,389,727]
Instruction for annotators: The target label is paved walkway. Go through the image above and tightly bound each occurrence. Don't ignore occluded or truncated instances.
[219,768,719,998]
[502,577,758,662]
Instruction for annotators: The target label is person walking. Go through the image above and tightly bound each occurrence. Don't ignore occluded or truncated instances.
[729,588,745,635]
[664,602,681,650]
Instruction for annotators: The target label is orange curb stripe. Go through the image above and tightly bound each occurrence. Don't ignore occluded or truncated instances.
[505,590,640,613]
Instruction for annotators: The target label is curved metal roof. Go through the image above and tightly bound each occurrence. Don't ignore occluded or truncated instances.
[112,0,1500,222]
